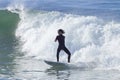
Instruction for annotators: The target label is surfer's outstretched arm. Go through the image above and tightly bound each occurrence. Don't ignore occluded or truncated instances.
[55,36,58,42]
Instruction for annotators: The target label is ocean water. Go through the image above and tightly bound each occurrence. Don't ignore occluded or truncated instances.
[0,0,120,80]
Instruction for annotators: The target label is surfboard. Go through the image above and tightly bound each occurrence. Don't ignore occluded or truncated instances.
[44,60,97,70]
[44,60,69,68]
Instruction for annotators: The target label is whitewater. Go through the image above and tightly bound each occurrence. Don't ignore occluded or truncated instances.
[0,0,120,80]
[16,10,120,69]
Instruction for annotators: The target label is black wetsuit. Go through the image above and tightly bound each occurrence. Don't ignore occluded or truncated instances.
[55,35,71,62]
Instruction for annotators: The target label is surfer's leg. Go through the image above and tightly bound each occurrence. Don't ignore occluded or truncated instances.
[63,47,71,63]
[57,48,61,62]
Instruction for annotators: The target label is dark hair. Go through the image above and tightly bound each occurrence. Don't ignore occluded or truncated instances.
[58,29,65,34]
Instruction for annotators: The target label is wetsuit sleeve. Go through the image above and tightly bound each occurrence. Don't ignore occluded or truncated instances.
[55,36,58,42]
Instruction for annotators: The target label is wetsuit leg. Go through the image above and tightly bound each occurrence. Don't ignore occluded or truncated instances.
[63,47,71,63]
[57,47,61,62]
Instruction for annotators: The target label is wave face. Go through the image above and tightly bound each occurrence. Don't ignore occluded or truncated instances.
[0,10,19,69]
[15,10,120,69]
[0,10,19,50]
[0,10,19,34]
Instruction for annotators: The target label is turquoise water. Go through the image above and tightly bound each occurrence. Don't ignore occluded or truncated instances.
[0,10,19,79]
[0,0,120,80]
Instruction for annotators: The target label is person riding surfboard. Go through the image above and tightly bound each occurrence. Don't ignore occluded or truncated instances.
[55,29,71,63]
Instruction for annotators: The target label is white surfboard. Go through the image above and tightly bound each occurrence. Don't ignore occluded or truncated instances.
[44,60,70,68]
[44,60,96,69]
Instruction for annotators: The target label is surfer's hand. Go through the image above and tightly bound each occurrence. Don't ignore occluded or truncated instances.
[55,39,57,42]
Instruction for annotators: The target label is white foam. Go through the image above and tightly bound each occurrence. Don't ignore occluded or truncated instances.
[15,10,120,69]
[6,0,26,14]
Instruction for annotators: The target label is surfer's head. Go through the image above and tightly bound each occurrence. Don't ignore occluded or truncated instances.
[58,29,65,35]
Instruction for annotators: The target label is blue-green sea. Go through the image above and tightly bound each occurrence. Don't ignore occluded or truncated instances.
[0,0,120,80]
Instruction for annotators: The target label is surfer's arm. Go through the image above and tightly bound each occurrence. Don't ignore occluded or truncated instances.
[55,36,58,42]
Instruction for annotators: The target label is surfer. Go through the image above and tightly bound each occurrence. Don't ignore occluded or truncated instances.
[55,29,71,63]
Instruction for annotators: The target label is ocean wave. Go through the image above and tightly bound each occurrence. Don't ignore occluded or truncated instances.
[15,10,120,69]
[0,10,19,36]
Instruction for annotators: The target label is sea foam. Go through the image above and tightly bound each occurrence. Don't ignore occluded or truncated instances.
[15,10,120,69]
